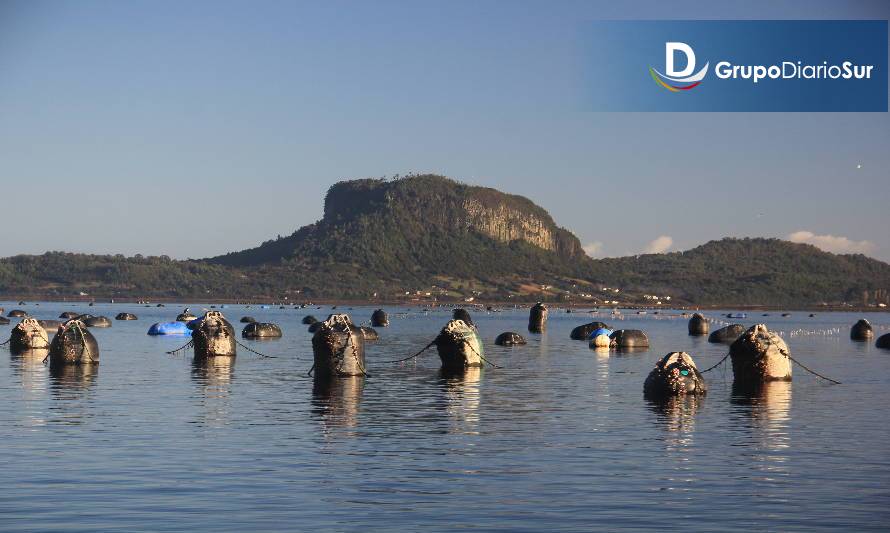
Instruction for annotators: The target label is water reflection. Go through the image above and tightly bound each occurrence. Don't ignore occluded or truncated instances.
[46,363,99,425]
[613,347,650,356]
[731,381,792,480]
[9,348,49,388]
[191,356,235,427]
[191,356,235,386]
[311,376,365,434]
[731,382,792,440]
[438,367,482,435]
[49,363,98,393]
[646,394,703,446]
[10,349,49,426]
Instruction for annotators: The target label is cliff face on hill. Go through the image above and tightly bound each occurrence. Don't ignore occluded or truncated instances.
[211,174,584,267]
[1,174,889,306]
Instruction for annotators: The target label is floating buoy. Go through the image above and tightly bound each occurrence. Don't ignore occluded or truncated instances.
[49,320,99,365]
[688,313,709,336]
[609,329,649,349]
[850,319,874,341]
[148,322,192,336]
[371,309,389,327]
[528,302,548,333]
[242,322,283,339]
[495,332,526,346]
[730,324,791,382]
[708,324,745,344]
[435,319,484,370]
[311,314,366,377]
[644,352,707,397]
[192,311,236,358]
[570,321,610,340]
[9,318,50,351]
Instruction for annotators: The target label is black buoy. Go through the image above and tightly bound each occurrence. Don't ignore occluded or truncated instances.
[688,313,709,336]
[644,352,707,398]
[609,329,649,349]
[115,312,138,321]
[495,332,526,346]
[528,302,547,333]
[850,319,874,341]
[435,319,484,370]
[358,326,379,341]
[569,321,610,340]
[302,315,318,325]
[176,308,197,322]
[876,333,890,350]
[192,311,236,358]
[242,322,283,339]
[311,314,366,377]
[37,319,62,332]
[240,316,257,324]
[452,308,474,328]
[49,319,100,365]
[82,316,112,328]
[371,309,389,327]
[708,324,745,344]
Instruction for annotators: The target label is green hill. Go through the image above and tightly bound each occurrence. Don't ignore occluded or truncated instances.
[1,174,888,306]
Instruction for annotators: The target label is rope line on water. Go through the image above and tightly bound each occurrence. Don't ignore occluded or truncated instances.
[73,321,95,362]
[383,340,436,364]
[788,355,842,384]
[306,363,315,377]
[343,332,367,376]
[166,339,194,355]
[700,352,730,373]
[462,339,502,369]
[235,339,276,358]
[0,338,9,347]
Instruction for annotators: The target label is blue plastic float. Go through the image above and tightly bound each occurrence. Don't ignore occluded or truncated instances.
[147,322,193,336]
[588,327,613,339]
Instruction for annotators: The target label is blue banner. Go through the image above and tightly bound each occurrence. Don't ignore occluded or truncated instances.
[585,20,888,112]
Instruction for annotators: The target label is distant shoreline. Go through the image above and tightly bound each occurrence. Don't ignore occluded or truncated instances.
[1,296,886,314]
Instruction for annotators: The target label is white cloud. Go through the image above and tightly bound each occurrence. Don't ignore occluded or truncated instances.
[583,241,604,257]
[643,235,673,254]
[787,231,875,254]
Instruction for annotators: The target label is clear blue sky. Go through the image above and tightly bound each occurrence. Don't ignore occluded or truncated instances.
[1,0,888,260]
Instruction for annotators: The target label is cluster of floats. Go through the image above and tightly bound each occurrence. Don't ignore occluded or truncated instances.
[2,303,885,397]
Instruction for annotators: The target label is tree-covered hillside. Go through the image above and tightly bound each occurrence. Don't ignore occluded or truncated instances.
[1,176,889,306]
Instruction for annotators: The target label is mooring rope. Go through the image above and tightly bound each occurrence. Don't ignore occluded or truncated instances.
[700,352,731,373]
[306,363,315,377]
[235,339,276,358]
[462,339,502,369]
[343,331,367,376]
[383,340,436,364]
[698,350,840,384]
[166,339,194,355]
[0,338,9,347]
[788,355,842,384]
[73,321,96,362]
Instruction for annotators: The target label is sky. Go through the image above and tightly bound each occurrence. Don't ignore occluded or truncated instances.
[1,0,888,261]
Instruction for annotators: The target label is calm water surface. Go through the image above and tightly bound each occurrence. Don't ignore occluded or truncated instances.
[1,302,889,531]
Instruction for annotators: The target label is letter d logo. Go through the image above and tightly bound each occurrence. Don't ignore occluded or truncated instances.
[650,42,709,92]
[666,42,696,77]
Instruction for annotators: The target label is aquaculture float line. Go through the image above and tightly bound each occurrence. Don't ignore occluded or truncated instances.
[383,340,436,364]
[234,339,276,358]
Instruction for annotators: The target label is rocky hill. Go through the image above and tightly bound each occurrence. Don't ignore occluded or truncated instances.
[1,174,889,306]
